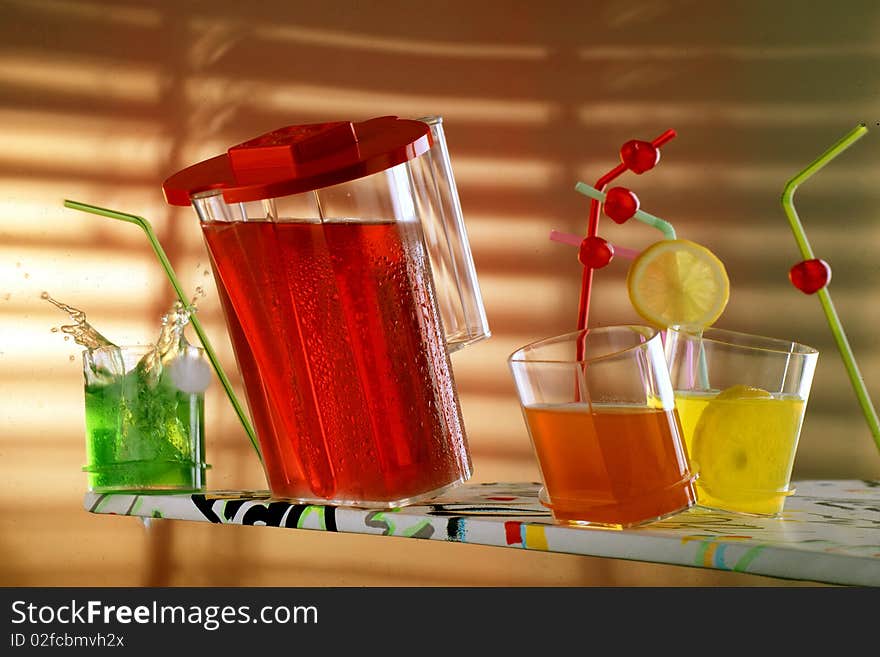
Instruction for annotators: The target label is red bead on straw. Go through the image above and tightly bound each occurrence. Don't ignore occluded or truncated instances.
[578,236,614,269]
[604,187,640,224]
[577,129,676,331]
[789,258,832,295]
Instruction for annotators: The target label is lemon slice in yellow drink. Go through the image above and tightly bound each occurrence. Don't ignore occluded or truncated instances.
[690,384,804,515]
[627,239,729,329]
[691,386,773,485]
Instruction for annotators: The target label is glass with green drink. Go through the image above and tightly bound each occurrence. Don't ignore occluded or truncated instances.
[46,291,210,493]
[82,342,209,493]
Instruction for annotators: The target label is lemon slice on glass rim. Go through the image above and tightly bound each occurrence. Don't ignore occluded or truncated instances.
[626,238,730,329]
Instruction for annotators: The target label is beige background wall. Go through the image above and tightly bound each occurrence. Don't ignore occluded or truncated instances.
[1,0,878,586]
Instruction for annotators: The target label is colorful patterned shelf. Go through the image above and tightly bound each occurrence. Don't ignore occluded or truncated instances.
[85,480,880,587]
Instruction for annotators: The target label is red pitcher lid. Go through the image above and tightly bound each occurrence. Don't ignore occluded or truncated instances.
[162,115,432,206]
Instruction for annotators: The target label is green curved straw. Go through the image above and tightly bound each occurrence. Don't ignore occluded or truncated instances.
[780,123,880,454]
[574,182,677,239]
[63,199,263,466]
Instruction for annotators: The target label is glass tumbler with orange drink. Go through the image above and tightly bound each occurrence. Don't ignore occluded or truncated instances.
[509,326,696,528]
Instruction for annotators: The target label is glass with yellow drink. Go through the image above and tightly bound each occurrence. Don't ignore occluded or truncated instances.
[665,327,818,516]
[509,326,696,528]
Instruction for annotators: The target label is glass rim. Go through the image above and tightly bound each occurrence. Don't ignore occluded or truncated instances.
[508,324,659,365]
[416,114,442,125]
[666,326,818,356]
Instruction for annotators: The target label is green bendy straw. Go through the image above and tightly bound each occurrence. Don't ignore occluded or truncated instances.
[780,123,880,454]
[64,200,264,466]
[575,182,677,240]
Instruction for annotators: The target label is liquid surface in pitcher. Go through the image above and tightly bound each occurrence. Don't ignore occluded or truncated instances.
[202,218,471,505]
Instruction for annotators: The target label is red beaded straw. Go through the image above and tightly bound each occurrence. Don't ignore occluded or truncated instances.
[577,129,677,331]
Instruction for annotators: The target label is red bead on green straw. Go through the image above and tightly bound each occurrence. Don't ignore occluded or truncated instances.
[574,183,677,240]
[63,199,264,466]
[780,123,880,454]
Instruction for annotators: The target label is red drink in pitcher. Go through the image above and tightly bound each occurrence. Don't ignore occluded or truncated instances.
[202,219,471,504]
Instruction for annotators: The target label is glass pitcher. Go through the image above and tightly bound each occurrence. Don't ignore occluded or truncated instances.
[162,115,489,507]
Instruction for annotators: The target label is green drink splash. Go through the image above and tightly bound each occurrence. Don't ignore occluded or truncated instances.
[47,293,211,492]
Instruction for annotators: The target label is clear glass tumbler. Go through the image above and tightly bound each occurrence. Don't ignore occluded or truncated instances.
[664,327,818,516]
[508,325,696,528]
[82,344,209,493]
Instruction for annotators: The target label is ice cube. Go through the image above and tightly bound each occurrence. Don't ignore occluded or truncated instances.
[85,345,126,387]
